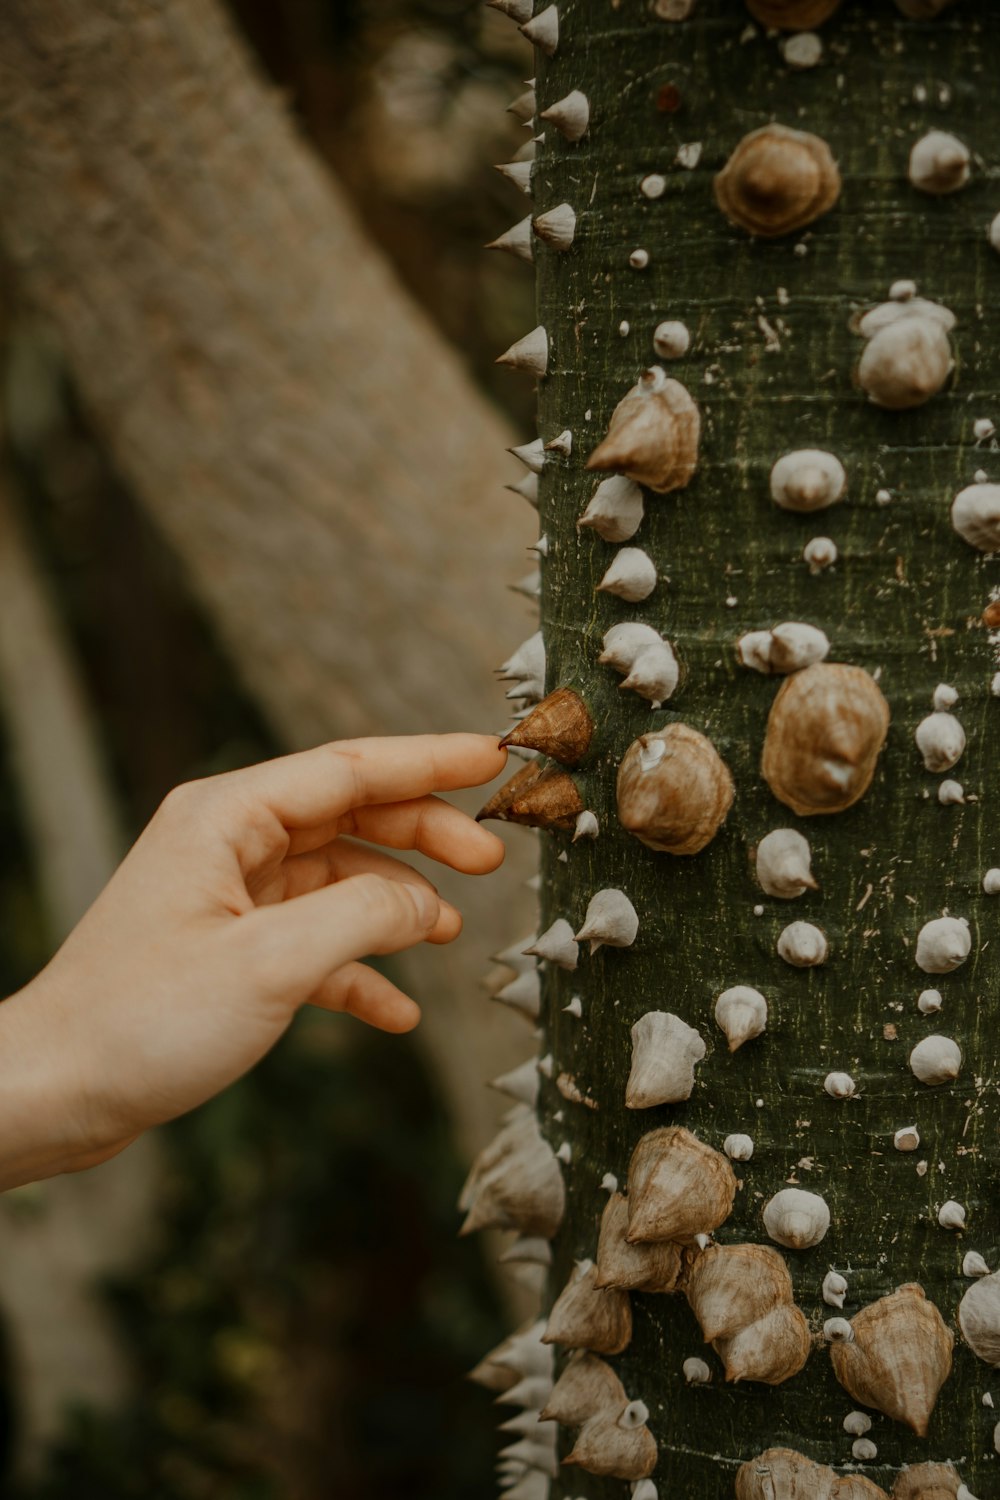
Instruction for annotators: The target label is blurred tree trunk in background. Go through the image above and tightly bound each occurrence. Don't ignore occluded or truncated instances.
[0,0,540,1480]
[0,0,536,1174]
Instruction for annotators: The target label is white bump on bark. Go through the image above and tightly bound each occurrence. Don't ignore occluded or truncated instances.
[652,320,691,359]
[824,1072,856,1100]
[938,779,965,805]
[626,1011,706,1108]
[803,535,838,572]
[777,920,828,967]
[619,1399,649,1429]
[917,988,943,1014]
[495,968,541,1019]
[843,1411,871,1436]
[723,1133,754,1161]
[781,32,822,69]
[573,810,600,842]
[824,1318,855,1343]
[714,987,768,1052]
[823,1271,848,1308]
[991,212,1000,253]
[506,471,539,507]
[964,1252,991,1278]
[951,483,1000,551]
[533,202,577,250]
[598,621,661,672]
[676,141,702,169]
[908,129,971,194]
[499,630,546,703]
[575,888,639,954]
[932,682,959,710]
[915,711,966,772]
[630,248,650,269]
[601,1172,619,1194]
[763,1187,830,1249]
[510,437,546,472]
[683,1356,712,1384]
[487,216,535,262]
[755,828,816,898]
[737,621,830,674]
[974,417,996,441]
[641,173,666,199]
[618,642,681,708]
[992,672,1000,698]
[854,294,955,409]
[506,87,536,123]
[915,916,971,973]
[909,1033,962,1086]
[497,325,549,377]
[519,5,559,55]
[578,475,645,541]
[959,1271,1000,1366]
[984,869,1000,895]
[894,1125,920,1153]
[546,428,572,456]
[938,1200,967,1230]
[487,0,533,23]
[852,1438,878,1462]
[563,996,582,1018]
[540,90,590,142]
[490,1059,540,1108]
[597,548,658,602]
[770,449,846,512]
[525,919,579,970]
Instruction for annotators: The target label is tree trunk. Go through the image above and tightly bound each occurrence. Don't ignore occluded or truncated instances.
[0,0,539,1173]
[469,3,1000,1496]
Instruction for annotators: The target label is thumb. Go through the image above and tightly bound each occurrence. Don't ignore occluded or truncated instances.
[239,872,441,1003]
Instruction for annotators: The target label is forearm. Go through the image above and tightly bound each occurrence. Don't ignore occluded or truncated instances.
[0,975,110,1190]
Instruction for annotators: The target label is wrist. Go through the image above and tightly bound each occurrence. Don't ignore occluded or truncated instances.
[0,971,115,1189]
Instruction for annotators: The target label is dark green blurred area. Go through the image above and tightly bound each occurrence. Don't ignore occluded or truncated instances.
[0,0,534,1492]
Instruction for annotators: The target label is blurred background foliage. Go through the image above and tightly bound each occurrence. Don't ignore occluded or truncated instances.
[0,0,533,1493]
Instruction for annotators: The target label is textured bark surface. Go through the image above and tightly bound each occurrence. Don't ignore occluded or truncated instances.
[0,0,538,1174]
[527,4,1000,1495]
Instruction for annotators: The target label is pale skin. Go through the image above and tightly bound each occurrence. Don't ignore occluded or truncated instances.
[0,733,508,1192]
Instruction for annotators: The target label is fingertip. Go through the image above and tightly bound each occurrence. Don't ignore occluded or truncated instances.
[379,998,422,1034]
[461,734,509,782]
[476,831,506,873]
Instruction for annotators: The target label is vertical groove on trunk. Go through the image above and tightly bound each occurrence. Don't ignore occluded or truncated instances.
[527,5,998,1495]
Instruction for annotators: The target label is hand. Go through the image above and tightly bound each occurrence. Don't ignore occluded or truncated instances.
[0,733,507,1188]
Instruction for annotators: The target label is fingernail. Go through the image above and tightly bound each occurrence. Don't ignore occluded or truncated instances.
[406,883,439,927]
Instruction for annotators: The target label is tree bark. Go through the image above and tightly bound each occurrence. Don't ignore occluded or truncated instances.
[0,0,539,1171]
[476,3,1000,1496]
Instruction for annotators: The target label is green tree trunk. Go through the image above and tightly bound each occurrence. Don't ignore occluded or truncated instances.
[471,3,1000,1497]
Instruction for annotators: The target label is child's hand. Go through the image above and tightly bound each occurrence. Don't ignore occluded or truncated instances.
[1,734,507,1187]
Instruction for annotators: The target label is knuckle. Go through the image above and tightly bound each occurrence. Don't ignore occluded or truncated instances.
[157,778,208,821]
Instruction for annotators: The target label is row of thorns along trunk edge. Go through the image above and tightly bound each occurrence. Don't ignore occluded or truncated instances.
[459,1,1000,1498]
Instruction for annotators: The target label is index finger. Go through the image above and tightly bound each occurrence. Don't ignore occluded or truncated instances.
[226,733,508,830]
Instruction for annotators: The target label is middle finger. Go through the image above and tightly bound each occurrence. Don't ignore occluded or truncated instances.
[277,839,463,944]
